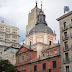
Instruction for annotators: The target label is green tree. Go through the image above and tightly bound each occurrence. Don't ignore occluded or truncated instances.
[0,60,17,72]
[5,66,17,72]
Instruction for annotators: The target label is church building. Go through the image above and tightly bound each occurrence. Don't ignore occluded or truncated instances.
[16,2,61,72]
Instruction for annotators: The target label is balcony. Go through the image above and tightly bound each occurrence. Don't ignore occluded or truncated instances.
[63,58,70,64]
[63,45,69,52]
[69,23,72,28]
[62,26,68,32]
[70,33,72,38]
[62,35,69,41]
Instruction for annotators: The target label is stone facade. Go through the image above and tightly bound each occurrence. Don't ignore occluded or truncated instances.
[0,23,20,60]
[57,11,72,72]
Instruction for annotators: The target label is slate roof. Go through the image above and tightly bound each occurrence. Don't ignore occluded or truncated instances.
[29,9,53,34]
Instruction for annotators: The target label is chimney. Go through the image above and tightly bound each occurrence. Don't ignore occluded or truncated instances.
[29,41,31,50]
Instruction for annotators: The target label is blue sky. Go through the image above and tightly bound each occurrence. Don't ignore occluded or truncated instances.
[0,0,72,44]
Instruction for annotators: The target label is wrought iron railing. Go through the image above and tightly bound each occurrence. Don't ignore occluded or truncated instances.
[62,35,69,41]
[63,45,69,52]
[69,23,72,28]
[70,33,72,38]
[62,26,68,31]
[63,58,70,64]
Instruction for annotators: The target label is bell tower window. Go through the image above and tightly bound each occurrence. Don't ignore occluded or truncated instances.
[49,41,51,45]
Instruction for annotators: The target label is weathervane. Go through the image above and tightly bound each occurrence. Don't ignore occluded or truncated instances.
[36,0,37,7]
[41,1,42,10]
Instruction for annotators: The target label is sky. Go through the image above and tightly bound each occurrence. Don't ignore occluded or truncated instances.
[0,0,72,44]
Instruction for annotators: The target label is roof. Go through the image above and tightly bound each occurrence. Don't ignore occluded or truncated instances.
[57,11,72,21]
[4,46,19,51]
[16,44,37,55]
[29,9,53,34]
[29,24,53,34]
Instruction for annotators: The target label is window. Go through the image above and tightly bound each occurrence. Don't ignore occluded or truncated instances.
[5,35,10,38]
[52,61,56,68]
[17,57,19,63]
[21,56,24,62]
[49,41,51,45]
[64,32,67,38]
[0,37,3,40]
[12,40,16,42]
[64,42,68,49]
[12,31,17,34]
[26,55,28,61]
[43,63,46,70]
[0,52,2,55]
[34,65,37,72]
[0,34,3,36]
[43,54,45,57]
[65,53,69,62]
[6,31,10,33]
[66,66,69,72]
[5,39,10,42]
[49,69,51,72]
[13,44,17,47]
[64,22,66,29]
[13,55,14,58]
[12,35,17,39]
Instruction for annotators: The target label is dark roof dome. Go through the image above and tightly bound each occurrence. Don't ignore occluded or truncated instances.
[29,4,53,34]
[29,24,53,34]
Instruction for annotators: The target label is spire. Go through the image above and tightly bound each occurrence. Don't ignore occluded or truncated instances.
[35,0,37,7]
[41,1,42,11]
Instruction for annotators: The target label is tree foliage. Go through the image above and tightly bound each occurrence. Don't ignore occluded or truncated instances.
[0,60,17,72]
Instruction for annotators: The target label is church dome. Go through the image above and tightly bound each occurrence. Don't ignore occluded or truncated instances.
[29,24,53,34]
[29,6,53,34]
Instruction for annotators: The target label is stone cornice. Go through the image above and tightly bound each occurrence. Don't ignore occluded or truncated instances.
[57,11,72,21]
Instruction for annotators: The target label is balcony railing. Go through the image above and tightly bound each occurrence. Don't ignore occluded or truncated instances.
[70,33,72,38]
[62,26,68,31]
[69,23,72,28]
[63,45,69,52]
[63,58,70,64]
[62,35,69,41]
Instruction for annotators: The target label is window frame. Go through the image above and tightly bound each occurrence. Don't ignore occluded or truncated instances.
[52,60,57,69]
[43,63,46,70]
[34,65,37,72]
